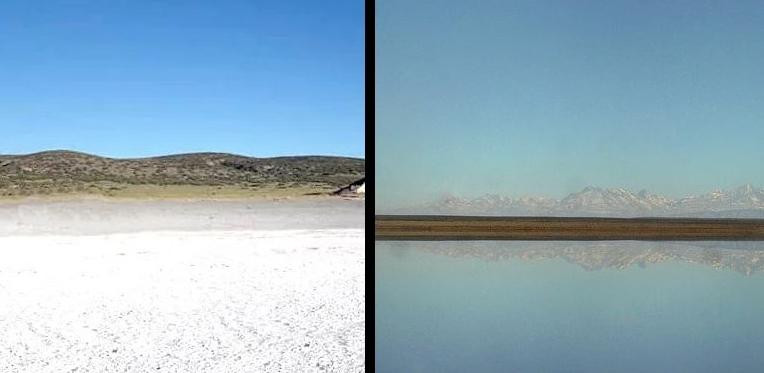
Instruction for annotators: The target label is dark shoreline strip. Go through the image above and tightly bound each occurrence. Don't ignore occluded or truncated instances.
[375,215,764,241]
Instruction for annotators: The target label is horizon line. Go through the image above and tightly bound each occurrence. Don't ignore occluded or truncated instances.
[0,148,366,161]
[375,215,764,241]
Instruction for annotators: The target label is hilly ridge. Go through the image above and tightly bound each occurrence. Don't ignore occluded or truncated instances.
[0,150,364,198]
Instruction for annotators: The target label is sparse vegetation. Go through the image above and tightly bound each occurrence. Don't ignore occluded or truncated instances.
[0,150,365,199]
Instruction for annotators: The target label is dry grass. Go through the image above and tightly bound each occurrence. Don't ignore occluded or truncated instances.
[375,215,764,240]
[0,184,339,203]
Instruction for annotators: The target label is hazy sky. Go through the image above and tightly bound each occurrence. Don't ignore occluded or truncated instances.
[1,0,364,158]
[377,0,764,208]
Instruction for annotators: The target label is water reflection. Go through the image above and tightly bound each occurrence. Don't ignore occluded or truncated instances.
[380,241,764,275]
[376,241,764,372]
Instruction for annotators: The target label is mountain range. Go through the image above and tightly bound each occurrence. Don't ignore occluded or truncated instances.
[396,184,764,218]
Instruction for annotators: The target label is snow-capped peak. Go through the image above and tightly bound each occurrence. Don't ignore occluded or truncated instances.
[414,185,764,217]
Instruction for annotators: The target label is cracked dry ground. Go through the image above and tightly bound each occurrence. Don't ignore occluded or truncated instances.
[0,229,365,372]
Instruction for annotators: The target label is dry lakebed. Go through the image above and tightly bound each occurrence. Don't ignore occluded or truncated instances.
[0,197,365,372]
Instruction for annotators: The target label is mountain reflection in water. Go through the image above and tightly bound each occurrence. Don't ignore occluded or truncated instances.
[376,241,764,372]
[383,241,764,275]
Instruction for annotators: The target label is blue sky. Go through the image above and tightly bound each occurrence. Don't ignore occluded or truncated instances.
[0,0,364,158]
[377,0,764,208]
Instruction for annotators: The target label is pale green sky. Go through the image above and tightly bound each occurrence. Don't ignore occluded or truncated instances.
[376,0,764,209]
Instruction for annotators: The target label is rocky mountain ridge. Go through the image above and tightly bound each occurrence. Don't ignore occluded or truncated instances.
[403,184,764,217]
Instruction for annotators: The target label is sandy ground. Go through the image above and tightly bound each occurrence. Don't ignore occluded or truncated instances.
[0,199,364,372]
[0,197,364,235]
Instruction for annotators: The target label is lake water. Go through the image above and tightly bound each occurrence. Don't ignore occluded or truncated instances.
[376,241,764,372]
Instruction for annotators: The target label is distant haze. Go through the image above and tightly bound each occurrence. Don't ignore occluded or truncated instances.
[376,1,764,210]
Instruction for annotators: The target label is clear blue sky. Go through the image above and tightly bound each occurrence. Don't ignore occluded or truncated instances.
[377,0,764,208]
[1,0,364,158]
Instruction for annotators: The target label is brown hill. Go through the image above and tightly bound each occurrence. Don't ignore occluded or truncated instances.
[0,150,364,198]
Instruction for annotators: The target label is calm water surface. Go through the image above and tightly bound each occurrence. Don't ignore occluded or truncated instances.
[376,241,764,372]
